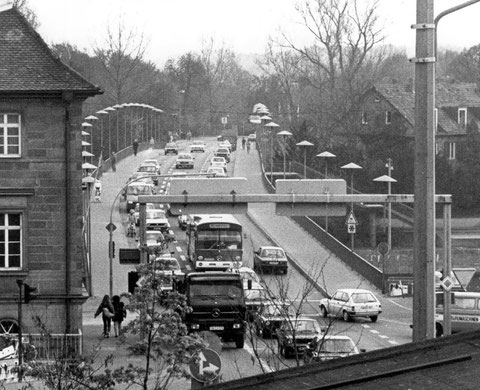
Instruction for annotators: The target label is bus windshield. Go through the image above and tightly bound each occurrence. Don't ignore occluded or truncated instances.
[197,230,241,250]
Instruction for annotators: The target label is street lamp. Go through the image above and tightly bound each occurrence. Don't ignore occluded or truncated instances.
[113,104,123,152]
[316,151,336,232]
[296,140,314,179]
[277,130,292,179]
[264,121,279,183]
[341,162,362,251]
[96,110,108,158]
[104,107,116,156]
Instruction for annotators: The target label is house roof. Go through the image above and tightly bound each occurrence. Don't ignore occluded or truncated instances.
[205,330,480,390]
[0,7,101,98]
[373,82,480,135]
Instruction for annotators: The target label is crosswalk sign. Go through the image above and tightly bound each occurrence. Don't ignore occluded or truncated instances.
[345,211,358,225]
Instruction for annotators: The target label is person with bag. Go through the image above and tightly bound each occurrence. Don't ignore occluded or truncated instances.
[94,294,114,338]
[112,295,127,337]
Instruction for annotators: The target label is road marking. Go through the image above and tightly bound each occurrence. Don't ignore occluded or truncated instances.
[386,298,412,311]
[180,255,186,261]
[388,340,399,345]
[379,335,389,339]
[377,317,412,326]
[244,343,273,373]
[369,330,379,334]
[176,246,183,252]
[185,265,191,270]
[362,324,371,329]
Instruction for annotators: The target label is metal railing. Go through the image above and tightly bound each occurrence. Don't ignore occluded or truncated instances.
[23,330,82,360]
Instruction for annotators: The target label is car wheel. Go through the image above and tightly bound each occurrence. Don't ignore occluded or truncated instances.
[235,335,245,349]
[320,306,328,318]
[342,310,352,322]
[370,315,378,323]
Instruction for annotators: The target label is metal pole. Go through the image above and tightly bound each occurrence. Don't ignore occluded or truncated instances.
[413,0,436,341]
[16,280,23,382]
[303,148,307,179]
[350,172,354,251]
[270,132,273,183]
[443,203,452,335]
[387,158,393,250]
[283,137,286,180]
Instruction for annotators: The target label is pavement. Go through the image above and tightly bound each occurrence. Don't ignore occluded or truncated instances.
[5,138,394,389]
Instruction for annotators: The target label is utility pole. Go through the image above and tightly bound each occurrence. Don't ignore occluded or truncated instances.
[386,158,393,250]
[412,0,436,341]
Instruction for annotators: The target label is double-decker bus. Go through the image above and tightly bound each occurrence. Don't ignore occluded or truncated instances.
[186,214,242,271]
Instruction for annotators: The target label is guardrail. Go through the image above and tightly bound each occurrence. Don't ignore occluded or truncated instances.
[25,330,82,360]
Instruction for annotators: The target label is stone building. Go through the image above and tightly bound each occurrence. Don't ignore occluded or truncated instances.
[0,4,101,336]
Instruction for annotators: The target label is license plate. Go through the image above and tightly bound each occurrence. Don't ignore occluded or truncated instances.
[270,262,278,265]
[210,326,224,331]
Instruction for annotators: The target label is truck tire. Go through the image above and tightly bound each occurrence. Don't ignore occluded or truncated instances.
[235,335,245,349]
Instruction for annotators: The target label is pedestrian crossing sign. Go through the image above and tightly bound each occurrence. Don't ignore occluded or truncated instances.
[345,211,358,225]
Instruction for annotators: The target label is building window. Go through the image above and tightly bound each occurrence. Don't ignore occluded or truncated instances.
[0,113,21,157]
[385,111,392,124]
[434,108,438,132]
[361,111,368,124]
[458,108,467,129]
[447,142,456,160]
[435,141,439,155]
[0,213,22,269]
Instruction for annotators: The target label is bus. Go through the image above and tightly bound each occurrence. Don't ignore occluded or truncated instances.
[186,214,243,271]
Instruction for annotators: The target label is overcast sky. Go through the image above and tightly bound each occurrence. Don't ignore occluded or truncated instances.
[28,0,480,68]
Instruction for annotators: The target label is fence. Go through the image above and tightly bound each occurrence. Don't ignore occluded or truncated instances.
[26,330,82,360]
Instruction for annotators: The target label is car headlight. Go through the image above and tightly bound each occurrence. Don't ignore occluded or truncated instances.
[233,323,241,329]
[198,256,204,261]
[235,256,241,262]
[191,324,200,330]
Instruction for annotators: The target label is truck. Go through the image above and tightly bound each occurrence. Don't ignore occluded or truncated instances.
[179,272,246,348]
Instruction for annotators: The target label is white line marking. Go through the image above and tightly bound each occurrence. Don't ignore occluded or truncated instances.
[244,343,273,373]
[386,299,412,311]
[388,340,399,345]
[362,324,371,329]
[176,246,182,252]
[379,335,389,339]
[369,330,379,334]
[186,265,191,270]
[180,255,186,261]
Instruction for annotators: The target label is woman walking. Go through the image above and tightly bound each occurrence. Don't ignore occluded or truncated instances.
[94,295,114,338]
[112,295,127,337]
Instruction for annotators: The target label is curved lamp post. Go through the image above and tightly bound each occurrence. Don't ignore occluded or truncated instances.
[316,151,336,232]
[264,121,279,183]
[277,130,292,179]
[296,140,314,179]
[341,162,362,251]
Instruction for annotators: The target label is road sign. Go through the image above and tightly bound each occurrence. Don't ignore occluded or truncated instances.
[345,211,358,225]
[105,222,116,232]
[347,224,356,234]
[221,116,228,125]
[440,276,455,291]
[377,242,390,255]
[189,348,221,383]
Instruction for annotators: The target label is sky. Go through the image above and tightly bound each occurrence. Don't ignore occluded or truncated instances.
[26,0,480,68]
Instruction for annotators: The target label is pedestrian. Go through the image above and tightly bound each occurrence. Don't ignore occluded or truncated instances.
[112,295,127,337]
[132,139,139,156]
[149,137,154,149]
[94,178,102,202]
[94,295,114,338]
[110,151,116,172]
[246,140,251,154]
[242,137,246,149]
[127,209,136,237]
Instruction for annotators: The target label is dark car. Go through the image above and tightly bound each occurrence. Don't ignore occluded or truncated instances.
[276,317,322,359]
[165,142,178,155]
[254,302,296,338]
[254,246,288,274]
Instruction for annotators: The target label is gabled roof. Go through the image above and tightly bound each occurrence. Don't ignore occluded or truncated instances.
[373,82,480,135]
[0,7,101,98]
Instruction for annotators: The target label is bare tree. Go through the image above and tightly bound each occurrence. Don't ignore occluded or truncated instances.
[94,20,148,104]
[13,0,39,29]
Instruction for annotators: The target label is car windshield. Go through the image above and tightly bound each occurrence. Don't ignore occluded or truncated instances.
[261,249,285,258]
[264,304,294,317]
[245,288,268,301]
[166,143,176,148]
[192,141,203,145]
[145,232,163,241]
[217,149,229,153]
[147,210,166,219]
[351,292,377,303]
[212,158,225,163]
[138,166,156,172]
[178,154,192,160]
[291,320,319,333]
[127,185,153,195]
[154,259,180,271]
[239,270,260,283]
[318,339,355,353]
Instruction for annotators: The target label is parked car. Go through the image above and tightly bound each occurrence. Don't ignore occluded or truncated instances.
[210,156,227,172]
[133,202,158,226]
[254,302,296,339]
[319,288,382,322]
[164,142,178,155]
[248,133,256,142]
[277,317,322,358]
[124,182,156,212]
[206,166,226,177]
[214,148,231,163]
[137,164,160,185]
[189,140,206,153]
[244,281,268,322]
[152,256,184,292]
[253,246,288,274]
[218,140,232,152]
[304,334,360,363]
[145,209,171,233]
[175,153,194,169]
[140,230,165,254]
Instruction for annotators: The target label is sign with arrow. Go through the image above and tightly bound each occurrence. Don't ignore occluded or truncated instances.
[189,348,221,383]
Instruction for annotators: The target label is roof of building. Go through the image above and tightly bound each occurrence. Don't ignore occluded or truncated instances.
[206,330,480,390]
[0,6,101,97]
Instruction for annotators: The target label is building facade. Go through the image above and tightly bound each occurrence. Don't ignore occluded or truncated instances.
[0,5,101,335]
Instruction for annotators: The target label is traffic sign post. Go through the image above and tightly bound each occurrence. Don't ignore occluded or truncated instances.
[377,242,390,294]
[189,348,221,387]
[345,210,358,251]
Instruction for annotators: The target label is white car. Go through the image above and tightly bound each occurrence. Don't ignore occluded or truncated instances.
[214,148,230,162]
[305,334,360,363]
[189,141,206,153]
[141,230,165,253]
[152,256,184,291]
[248,133,256,142]
[210,156,227,172]
[142,159,161,171]
[319,288,382,322]
[219,140,232,152]
[206,166,226,177]
[175,153,194,169]
[145,209,170,232]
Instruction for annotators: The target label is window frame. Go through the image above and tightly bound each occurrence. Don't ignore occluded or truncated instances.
[0,113,22,158]
[361,111,368,125]
[385,110,392,124]
[458,108,467,129]
[448,141,456,160]
[0,212,23,270]
[434,108,438,132]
